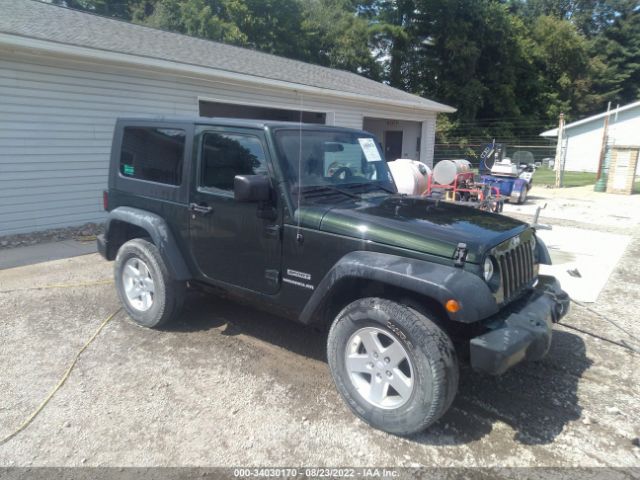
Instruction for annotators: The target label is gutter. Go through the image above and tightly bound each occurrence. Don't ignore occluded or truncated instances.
[0,32,457,114]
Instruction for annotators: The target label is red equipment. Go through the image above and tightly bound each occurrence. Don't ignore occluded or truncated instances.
[424,171,503,213]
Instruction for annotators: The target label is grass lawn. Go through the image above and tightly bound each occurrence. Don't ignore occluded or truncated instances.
[472,166,597,188]
[532,167,596,188]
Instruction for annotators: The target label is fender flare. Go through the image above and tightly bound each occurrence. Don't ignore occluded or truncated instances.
[105,207,191,280]
[299,251,499,325]
[535,236,552,265]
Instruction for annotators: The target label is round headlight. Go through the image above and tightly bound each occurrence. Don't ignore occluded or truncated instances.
[483,257,494,282]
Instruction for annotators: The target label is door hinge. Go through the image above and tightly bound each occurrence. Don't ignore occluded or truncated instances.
[453,242,468,267]
[264,224,281,239]
[265,269,280,285]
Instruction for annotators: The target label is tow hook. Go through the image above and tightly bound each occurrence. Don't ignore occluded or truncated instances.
[543,287,570,322]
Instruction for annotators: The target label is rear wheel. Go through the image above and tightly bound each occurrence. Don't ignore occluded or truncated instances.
[114,238,185,328]
[518,187,528,204]
[327,298,458,435]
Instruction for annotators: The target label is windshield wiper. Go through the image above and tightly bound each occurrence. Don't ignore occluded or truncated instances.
[344,182,396,195]
[297,185,361,200]
[369,183,396,194]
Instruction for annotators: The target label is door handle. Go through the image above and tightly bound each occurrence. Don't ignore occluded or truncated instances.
[189,202,213,215]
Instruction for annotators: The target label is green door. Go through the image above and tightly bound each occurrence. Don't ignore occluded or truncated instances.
[189,128,281,294]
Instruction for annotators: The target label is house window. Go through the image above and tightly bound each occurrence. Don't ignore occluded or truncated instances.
[120,127,185,185]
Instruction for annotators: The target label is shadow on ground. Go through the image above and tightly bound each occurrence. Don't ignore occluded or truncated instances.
[165,291,327,361]
[414,329,591,446]
[522,194,546,201]
[165,291,591,446]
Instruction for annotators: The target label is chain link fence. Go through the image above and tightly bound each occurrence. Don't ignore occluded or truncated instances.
[433,141,556,168]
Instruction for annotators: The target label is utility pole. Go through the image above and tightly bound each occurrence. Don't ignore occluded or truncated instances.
[554,113,565,188]
[594,102,612,192]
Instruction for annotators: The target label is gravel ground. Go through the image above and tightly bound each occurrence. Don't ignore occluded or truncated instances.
[0,186,639,468]
[0,223,104,250]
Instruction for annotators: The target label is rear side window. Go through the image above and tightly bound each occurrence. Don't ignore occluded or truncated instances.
[120,127,186,185]
[201,133,268,191]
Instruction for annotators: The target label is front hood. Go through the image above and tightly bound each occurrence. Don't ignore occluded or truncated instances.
[317,196,528,262]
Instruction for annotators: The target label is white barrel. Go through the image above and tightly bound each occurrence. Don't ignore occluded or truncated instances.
[432,159,471,185]
[387,159,431,195]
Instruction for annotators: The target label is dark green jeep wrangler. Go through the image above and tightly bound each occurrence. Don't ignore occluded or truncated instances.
[98,117,569,435]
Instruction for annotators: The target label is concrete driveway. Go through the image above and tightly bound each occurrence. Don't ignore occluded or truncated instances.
[0,186,639,467]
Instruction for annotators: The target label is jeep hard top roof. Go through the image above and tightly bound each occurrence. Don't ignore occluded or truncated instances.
[116,116,372,135]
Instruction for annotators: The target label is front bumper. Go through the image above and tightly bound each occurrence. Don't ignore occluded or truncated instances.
[469,275,569,375]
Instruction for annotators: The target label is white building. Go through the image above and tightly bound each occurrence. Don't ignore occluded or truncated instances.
[540,100,640,173]
[0,0,454,236]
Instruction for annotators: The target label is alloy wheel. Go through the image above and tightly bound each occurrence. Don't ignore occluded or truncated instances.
[344,326,414,409]
[122,257,155,311]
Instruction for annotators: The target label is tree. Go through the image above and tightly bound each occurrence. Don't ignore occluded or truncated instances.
[528,15,601,122]
[367,0,418,89]
[302,0,380,77]
[133,0,245,44]
[130,0,309,60]
[407,0,536,132]
[589,1,640,106]
[223,0,308,59]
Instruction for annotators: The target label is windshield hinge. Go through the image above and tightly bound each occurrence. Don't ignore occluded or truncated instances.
[453,243,468,267]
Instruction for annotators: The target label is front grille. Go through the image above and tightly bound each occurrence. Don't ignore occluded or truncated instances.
[497,239,535,302]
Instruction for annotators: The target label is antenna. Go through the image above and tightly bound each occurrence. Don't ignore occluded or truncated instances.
[296,91,303,243]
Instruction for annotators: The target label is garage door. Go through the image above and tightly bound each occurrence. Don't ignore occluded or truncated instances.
[199,101,326,124]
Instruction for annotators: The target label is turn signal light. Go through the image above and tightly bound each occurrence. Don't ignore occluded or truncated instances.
[445,299,460,313]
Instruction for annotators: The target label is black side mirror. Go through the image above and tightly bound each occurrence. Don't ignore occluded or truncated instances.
[234,175,270,202]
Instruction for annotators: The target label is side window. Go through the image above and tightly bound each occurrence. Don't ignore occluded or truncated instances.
[201,133,268,191]
[120,127,185,185]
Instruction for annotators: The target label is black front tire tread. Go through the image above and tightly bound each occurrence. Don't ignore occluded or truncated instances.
[327,297,458,436]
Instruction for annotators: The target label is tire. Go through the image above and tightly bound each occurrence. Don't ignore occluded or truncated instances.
[518,188,528,204]
[327,298,459,435]
[114,238,185,328]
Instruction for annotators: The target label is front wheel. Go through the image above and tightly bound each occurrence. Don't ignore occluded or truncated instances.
[327,298,459,435]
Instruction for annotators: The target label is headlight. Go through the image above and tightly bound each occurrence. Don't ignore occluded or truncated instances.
[483,257,494,281]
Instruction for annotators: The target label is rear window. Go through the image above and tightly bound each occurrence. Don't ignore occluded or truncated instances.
[120,127,185,185]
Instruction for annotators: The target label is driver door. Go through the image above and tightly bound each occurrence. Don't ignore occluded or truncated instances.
[189,128,282,294]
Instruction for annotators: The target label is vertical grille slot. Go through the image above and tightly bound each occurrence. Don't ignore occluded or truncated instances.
[513,247,521,286]
[507,250,516,295]
[524,244,533,280]
[497,238,535,303]
[516,245,525,285]
[500,255,510,299]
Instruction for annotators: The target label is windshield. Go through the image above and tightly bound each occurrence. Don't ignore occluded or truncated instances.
[274,129,397,200]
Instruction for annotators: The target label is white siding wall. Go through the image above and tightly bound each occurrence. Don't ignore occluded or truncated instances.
[563,106,640,173]
[362,118,422,161]
[607,107,640,147]
[0,49,438,235]
[421,117,437,168]
[564,126,603,173]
